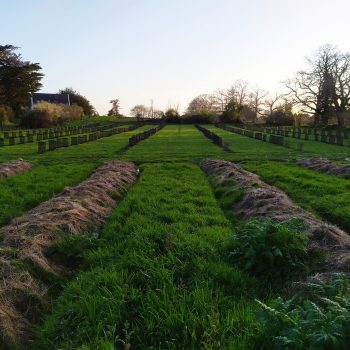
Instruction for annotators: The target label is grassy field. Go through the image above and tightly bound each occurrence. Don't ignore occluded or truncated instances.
[241,161,350,232]
[1,122,350,349]
[0,125,154,226]
[32,162,263,349]
[204,125,350,160]
[121,124,228,161]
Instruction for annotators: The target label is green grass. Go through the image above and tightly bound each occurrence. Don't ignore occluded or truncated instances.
[121,124,229,162]
[204,125,296,160]
[2,122,350,348]
[0,164,95,226]
[281,133,350,157]
[242,161,350,232]
[32,162,263,349]
[204,125,350,161]
[0,125,155,226]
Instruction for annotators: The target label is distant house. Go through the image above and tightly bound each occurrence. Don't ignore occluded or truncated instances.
[30,93,70,108]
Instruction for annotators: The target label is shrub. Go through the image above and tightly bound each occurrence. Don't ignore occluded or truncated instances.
[255,274,350,349]
[0,105,14,125]
[20,101,84,128]
[47,234,100,268]
[162,108,181,123]
[21,108,56,128]
[61,103,84,121]
[265,110,294,126]
[228,218,310,284]
[181,111,218,124]
[220,100,243,123]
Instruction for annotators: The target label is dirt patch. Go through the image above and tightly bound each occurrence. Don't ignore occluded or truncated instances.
[296,157,350,177]
[201,159,350,274]
[0,159,33,179]
[0,160,138,348]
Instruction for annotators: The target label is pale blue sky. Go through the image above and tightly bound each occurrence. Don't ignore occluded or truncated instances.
[2,0,350,115]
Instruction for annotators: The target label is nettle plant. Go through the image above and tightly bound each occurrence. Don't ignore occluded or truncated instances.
[255,274,350,349]
[228,218,310,284]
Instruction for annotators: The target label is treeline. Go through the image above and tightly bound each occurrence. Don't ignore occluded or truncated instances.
[131,44,350,127]
[0,45,96,127]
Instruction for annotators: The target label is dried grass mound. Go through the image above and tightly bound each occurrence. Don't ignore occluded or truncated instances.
[0,159,33,179]
[201,159,350,273]
[0,160,138,348]
[296,157,350,177]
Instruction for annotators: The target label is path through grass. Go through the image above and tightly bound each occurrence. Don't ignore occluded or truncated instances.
[122,124,228,161]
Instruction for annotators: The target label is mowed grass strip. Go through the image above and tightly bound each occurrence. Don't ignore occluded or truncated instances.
[33,163,262,349]
[280,133,350,157]
[0,124,153,163]
[242,161,350,232]
[121,124,228,161]
[204,125,295,160]
[0,125,155,226]
[205,125,350,160]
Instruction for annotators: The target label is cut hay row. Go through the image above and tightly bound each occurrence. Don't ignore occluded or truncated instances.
[0,159,33,179]
[0,160,138,348]
[201,159,350,274]
[297,157,350,177]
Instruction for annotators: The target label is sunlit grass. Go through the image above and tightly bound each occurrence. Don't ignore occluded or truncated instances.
[32,162,263,349]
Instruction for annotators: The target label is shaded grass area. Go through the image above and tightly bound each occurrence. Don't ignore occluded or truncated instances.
[242,161,350,233]
[281,134,350,157]
[205,125,350,160]
[205,125,296,160]
[32,162,263,349]
[0,124,151,163]
[121,124,228,161]
[0,125,155,226]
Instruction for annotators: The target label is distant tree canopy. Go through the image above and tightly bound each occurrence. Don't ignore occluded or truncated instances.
[0,45,43,116]
[108,99,120,117]
[285,44,350,126]
[265,103,294,126]
[221,100,242,123]
[59,88,96,116]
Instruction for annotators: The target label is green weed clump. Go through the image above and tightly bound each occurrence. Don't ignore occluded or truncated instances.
[228,219,310,285]
[255,274,350,349]
[47,234,101,268]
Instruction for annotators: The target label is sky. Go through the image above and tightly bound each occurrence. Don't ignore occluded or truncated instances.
[2,0,350,115]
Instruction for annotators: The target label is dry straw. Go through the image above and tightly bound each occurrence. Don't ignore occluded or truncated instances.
[0,160,138,347]
[201,159,350,273]
[297,157,350,177]
[0,159,33,179]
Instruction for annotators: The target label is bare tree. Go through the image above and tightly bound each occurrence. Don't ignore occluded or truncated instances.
[332,52,350,126]
[264,93,282,116]
[186,94,220,115]
[108,99,120,116]
[130,104,147,119]
[284,44,350,126]
[248,87,268,120]
[234,80,250,107]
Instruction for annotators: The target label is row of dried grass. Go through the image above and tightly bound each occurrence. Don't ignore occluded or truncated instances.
[0,160,138,348]
[296,157,350,177]
[201,159,350,274]
[0,159,33,179]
